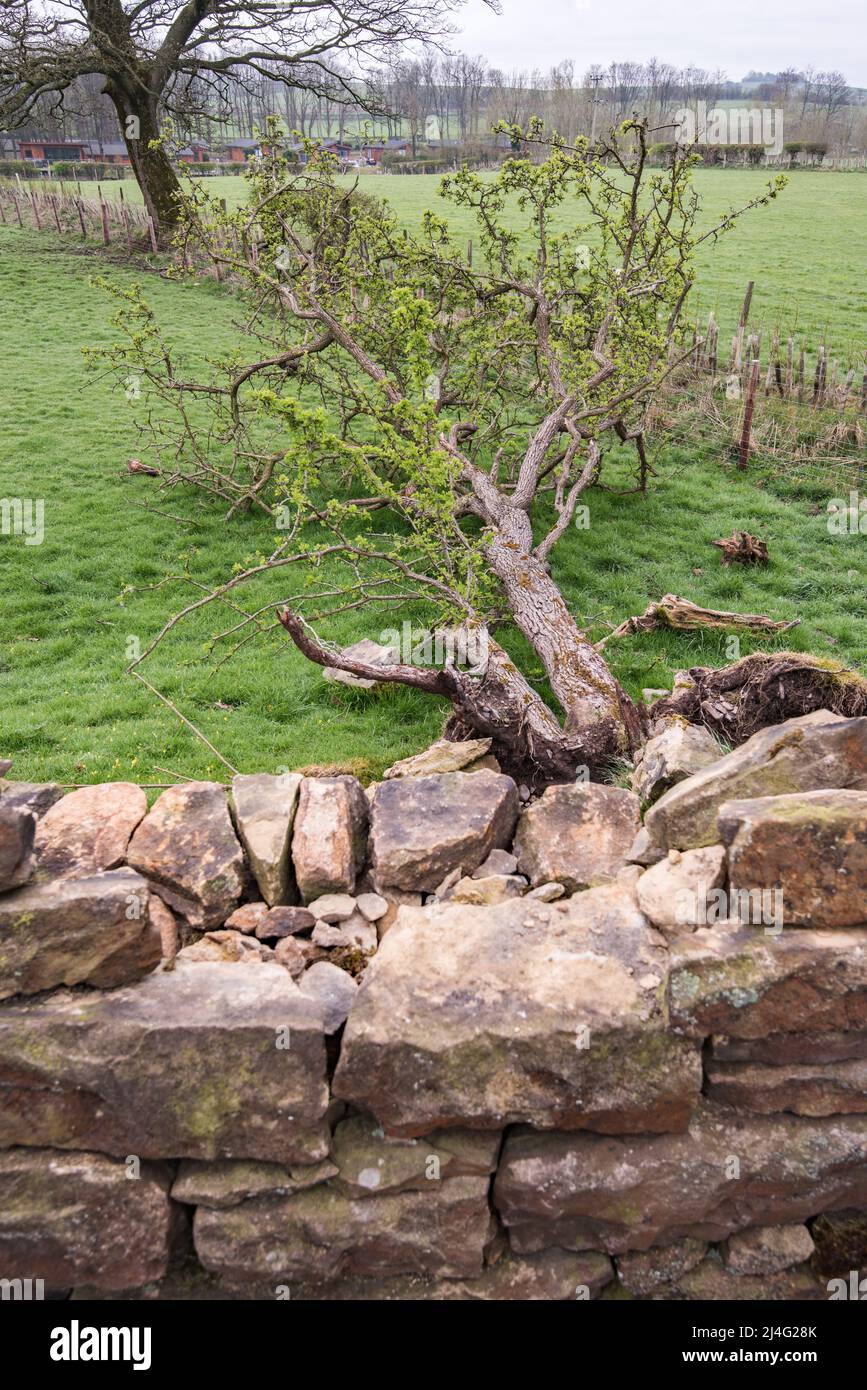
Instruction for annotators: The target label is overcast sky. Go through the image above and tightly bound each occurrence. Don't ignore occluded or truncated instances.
[452,0,867,87]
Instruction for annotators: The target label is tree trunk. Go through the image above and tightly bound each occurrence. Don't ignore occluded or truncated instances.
[278,605,642,789]
[105,79,183,245]
[483,508,641,754]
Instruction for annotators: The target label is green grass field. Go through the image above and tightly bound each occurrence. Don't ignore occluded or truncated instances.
[2,165,866,787]
[92,167,867,349]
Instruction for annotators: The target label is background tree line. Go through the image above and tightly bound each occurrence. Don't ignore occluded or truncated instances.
[6,54,864,159]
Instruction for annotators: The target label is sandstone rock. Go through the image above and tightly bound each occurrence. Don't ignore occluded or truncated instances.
[724,1223,815,1275]
[178,930,276,964]
[494,1104,867,1255]
[710,1031,867,1064]
[472,848,518,878]
[526,881,566,901]
[298,961,358,1033]
[719,789,867,929]
[312,922,349,948]
[811,1209,867,1278]
[432,866,462,899]
[291,1248,613,1301]
[370,771,519,893]
[256,905,315,940]
[666,1253,823,1301]
[308,892,357,922]
[149,894,178,960]
[329,1114,500,1198]
[668,925,867,1040]
[0,804,34,892]
[0,961,330,1162]
[291,777,368,900]
[339,913,378,952]
[645,712,867,852]
[34,782,147,878]
[311,914,377,954]
[322,637,399,689]
[459,1248,612,1301]
[625,826,665,866]
[636,845,727,932]
[632,721,722,804]
[127,782,244,930]
[375,889,423,938]
[617,864,644,889]
[172,1157,337,1209]
[86,904,162,990]
[0,869,158,1000]
[355,891,388,921]
[706,1057,867,1116]
[225,902,269,934]
[273,936,309,978]
[466,753,502,773]
[231,772,301,906]
[384,737,493,779]
[513,783,640,893]
[0,1148,175,1290]
[333,885,701,1136]
[0,781,63,819]
[194,1175,495,1284]
[616,1238,708,1296]
[449,874,527,905]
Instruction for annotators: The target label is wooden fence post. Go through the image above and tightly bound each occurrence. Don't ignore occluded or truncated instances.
[738,359,761,470]
[812,346,826,407]
[707,313,718,378]
[785,336,794,396]
[733,280,754,371]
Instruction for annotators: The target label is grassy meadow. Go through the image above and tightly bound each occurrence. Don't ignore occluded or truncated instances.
[1,164,866,787]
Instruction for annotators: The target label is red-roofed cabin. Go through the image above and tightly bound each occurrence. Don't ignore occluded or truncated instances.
[219,138,260,162]
[177,142,211,164]
[17,139,90,162]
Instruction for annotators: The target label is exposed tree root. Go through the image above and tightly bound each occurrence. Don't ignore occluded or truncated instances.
[652,651,867,746]
[596,593,798,649]
[712,530,769,565]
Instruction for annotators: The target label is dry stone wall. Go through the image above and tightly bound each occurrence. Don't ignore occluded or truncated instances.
[1,713,866,1300]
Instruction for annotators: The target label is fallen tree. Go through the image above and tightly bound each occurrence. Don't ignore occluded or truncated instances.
[104,120,789,783]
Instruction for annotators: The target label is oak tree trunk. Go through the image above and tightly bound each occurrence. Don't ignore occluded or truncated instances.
[105,80,183,245]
